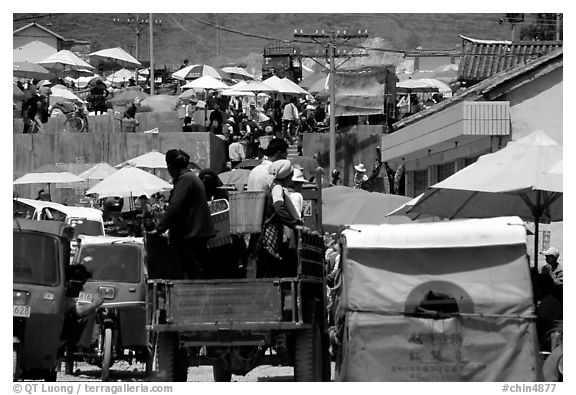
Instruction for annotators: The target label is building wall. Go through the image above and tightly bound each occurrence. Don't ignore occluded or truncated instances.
[502,67,563,144]
[14,26,58,50]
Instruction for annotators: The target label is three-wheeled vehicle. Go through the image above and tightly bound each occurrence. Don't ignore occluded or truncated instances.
[68,235,152,381]
[330,216,543,381]
[13,218,75,381]
[146,177,331,381]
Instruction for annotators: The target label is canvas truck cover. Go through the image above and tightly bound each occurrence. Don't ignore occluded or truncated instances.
[335,216,542,381]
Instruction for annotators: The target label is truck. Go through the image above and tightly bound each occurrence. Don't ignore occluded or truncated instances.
[146,179,331,381]
[330,217,544,381]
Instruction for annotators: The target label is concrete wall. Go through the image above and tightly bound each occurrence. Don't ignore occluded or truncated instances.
[13,132,227,201]
[504,67,563,144]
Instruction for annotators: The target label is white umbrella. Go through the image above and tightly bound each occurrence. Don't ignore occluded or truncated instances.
[13,61,51,80]
[238,80,278,94]
[396,79,439,93]
[13,172,85,184]
[78,162,118,181]
[106,68,143,84]
[414,78,452,94]
[172,64,226,81]
[222,66,254,80]
[263,75,301,94]
[38,50,95,73]
[86,166,172,198]
[181,75,229,90]
[281,77,311,95]
[407,130,562,268]
[115,150,167,169]
[89,47,141,68]
[50,85,83,103]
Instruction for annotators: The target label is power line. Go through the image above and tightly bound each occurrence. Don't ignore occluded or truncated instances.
[13,13,65,23]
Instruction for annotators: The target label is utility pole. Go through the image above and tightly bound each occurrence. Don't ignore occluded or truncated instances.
[149,14,155,95]
[556,13,562,40]
[294,29,369,175]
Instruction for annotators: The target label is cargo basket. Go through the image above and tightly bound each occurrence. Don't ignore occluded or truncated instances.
[207,199,233,248]
[228,191,266,234]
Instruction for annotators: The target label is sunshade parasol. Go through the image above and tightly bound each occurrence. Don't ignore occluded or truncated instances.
[281,77,310,95]
[172,64,228,81]
[109,87,150,106]
[86,166,172,198]
[115,150,167,169]
[222,66,254,80]
[322,186,412,233]
[89,47,141,68]
[263,76,302,94]
[13,61,51,80]
[396,78,440,93]
[38,50,95,73]
[139,95,179,112]
[217,169,251,191]
[407,130,562,268]
[13,83,27,101]
[78,162,118,181]
[181,75,229,90]
[13,172,85,184]
[307,75,329,95]
[290,156,319,181]
[50,85,83,103]
[238,80,278,94]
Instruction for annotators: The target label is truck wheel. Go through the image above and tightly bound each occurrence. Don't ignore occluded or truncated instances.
[65,345,75,375]
[321,332,331,382]
[156,333,180,381]
[293,325,323,381]
[43,370,58,382]
[101,328,113,382]
[174,349,189,382]
[213,361,232,382]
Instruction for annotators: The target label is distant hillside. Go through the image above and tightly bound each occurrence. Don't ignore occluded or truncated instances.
[14,13,513,69]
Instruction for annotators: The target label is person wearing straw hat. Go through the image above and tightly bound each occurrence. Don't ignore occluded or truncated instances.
[540,247,563,286]
[256,159,303,277]
[353,163,369,189]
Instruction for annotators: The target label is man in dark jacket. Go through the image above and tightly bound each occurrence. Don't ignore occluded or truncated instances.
[154,149,215,279]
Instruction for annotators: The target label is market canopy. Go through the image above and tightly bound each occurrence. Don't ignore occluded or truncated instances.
[181,75,229,90]
[238,80,278,93]
[263,75,301,94]
[172,64,227,81]
[38,50,95,73]
[116,150,167,169]
[13,61,51,80]
[86,166,172,198]
[89,47,141,68]
[222,66,254,80]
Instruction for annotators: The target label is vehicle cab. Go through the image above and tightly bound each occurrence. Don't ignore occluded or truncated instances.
[13,218,75,381]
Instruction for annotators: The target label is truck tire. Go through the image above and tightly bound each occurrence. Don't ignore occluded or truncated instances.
[321,331,331,382]
[213,361,232,382]
[174,349,189,382]
[156,333,177,381]
[293,324,323,381]
[13,343,20,381]
[101,328,113,382]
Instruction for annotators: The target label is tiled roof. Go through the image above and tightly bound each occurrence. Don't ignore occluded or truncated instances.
[394,48,562,130]
[457,35,562,83]
[406,48,459,57]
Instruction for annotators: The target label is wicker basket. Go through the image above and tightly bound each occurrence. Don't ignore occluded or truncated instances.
[229,191,266,234]
[207,199,233,248]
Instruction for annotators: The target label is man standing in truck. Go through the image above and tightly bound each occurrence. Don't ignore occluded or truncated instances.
[153,149,215,279]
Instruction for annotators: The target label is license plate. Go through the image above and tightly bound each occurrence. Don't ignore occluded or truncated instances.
[78,292,95,304]
[13,305,30,318]
[302,200,312,217]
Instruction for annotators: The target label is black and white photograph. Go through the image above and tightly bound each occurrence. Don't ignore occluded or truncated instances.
[10,8,566,387]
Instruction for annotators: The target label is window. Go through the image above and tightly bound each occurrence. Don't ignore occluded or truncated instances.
[13,233,59,286]
[413,169,428,197]
[437,162,455,182]
[79,244,141,283]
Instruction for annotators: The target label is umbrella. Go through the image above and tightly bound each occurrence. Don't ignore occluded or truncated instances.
[78,162,118,181]
[172,64,228,81]
[61,68,95,79]
[290,156,319,181]
[109,87,150,106]
[407,130,562,268]
[106,68,145,85]
[235,159,262,170]
[396,79,439,93]
[218,169,251,191]
[86,166,172,198]
[222,66,254,80]
[221,80,256,97]
[281,77,310,96]
[385,193,438,221]
[13,83,26,101]
[181,75,229,90]
[50,85,83,104]
[89,47,141,68]
[238,80,278,94]
[178,88,201,101]
[13,61,51,80]
[139,95,179,112]
[38,50,95,74]
[263,75,302,94]
[116,150,167,169]
[322,186,412,233]
[13,171,85,197]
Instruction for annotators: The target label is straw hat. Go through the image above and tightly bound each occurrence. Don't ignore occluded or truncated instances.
[269,159,293,180]
[354,163,367,172]
[292,168,308,183]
